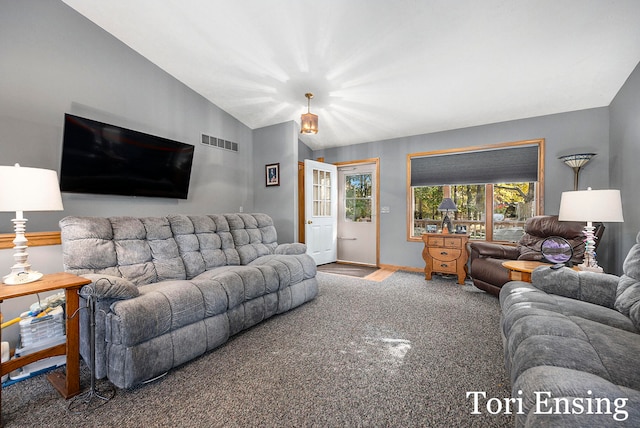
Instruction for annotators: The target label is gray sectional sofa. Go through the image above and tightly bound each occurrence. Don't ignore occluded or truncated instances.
[499,231,640,427]
[59,213,318,389]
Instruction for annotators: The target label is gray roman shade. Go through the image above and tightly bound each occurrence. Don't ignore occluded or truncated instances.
[410,145,539,187]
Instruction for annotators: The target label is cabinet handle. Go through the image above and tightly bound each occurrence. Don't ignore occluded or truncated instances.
[441,263,448,268]
[440,251,448,255]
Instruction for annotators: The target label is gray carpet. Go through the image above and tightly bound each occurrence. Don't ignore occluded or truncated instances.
[1,271,513,427]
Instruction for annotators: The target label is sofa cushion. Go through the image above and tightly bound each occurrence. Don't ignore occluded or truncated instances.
[513,366,640,427]
[616,232,640,330]
[107,264,285,347]
[516,216,586,264]
[81,274,139,300]
[168,214,240,279]
[61,216,188,285]
[531,266,618,309]
[502,282,639,337]
[509,316,640,390]
[225,213,278,264]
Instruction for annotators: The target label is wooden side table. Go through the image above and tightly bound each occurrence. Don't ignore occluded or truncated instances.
[0,272,90,419]
[422,233,470,284]
[502,260,579,282]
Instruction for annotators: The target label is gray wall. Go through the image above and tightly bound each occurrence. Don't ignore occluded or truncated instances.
[610,62,640,275]
[314,108,613,271]
[0,0,254,236]
[253,121,299,243]
[298,140,314,162]
[0,0,256,343]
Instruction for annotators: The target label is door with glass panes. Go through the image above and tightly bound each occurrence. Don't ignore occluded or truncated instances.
[337,163,376,265]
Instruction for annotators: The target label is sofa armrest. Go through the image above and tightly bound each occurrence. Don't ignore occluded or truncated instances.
[469,241,519,260]
[80,274,140,300]
[530,266,619,309]
[274,243,307,255]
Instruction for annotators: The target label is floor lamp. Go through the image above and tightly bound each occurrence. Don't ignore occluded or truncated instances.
[558,187,624,272]
[559,153,596,190]
[0,164,63,285]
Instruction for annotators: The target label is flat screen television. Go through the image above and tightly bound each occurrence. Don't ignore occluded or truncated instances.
[60,114,194,199]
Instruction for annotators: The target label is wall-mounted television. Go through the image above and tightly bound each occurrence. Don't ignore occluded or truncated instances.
[60,114,194,199]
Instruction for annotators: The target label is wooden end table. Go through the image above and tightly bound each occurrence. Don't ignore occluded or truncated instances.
[422,233,470,285]
[502,260,579,282]
[0,272,91,419]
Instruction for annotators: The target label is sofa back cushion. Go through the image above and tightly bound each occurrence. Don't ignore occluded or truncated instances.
[615,231,640,329]
[168,214,240,279]
[225,213,278,264]
[517,215,590,264]
[60,216,187,286]
[60,213,278,284]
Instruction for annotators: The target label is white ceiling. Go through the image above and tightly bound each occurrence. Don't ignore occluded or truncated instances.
[62,0,640,150]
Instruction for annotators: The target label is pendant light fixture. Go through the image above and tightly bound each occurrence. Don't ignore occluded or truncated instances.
[300,92,318,134]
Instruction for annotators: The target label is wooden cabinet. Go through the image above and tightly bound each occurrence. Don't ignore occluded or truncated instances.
[422,233,469,284]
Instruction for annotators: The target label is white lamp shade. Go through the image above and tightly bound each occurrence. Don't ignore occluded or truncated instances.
[558,188,624,223]
[0,164,64,212]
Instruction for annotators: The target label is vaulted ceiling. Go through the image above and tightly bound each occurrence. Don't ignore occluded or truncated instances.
[62,0,640,150]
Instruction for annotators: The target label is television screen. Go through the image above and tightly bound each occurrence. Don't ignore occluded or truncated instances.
[60,114,194,199]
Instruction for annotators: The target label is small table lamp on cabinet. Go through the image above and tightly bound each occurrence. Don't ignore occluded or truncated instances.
[438,197,457,233]
[0,164,64,285]
[558,187,624,272]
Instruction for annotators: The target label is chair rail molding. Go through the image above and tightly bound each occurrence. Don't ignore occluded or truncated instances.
[0,231,61,249]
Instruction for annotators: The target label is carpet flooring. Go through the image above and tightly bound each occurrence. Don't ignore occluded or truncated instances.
[1,271,513,427]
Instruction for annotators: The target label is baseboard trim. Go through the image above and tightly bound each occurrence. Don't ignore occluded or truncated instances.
[0,231,61,249]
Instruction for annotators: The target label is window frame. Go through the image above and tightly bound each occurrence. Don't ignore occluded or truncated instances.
[406,139,545,242]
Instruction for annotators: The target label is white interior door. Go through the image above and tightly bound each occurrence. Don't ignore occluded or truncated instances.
[337,164,377,265]
[304,159,338,265]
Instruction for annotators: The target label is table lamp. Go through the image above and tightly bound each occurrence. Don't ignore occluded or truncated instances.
[437,197,457,233]
[0,164,64,285]
[558,187,624,272]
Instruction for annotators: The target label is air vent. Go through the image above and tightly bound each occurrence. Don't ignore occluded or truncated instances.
[201,133,238,152]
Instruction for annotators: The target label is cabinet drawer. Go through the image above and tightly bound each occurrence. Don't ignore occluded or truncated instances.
[428,248,461,262]
[443,237,462,248]
[434,260,457,274]
[428,237,444,247]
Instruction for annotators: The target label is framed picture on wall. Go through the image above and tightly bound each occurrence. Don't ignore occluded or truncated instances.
[266,163,280,186]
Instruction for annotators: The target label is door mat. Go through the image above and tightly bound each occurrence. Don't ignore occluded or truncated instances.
[316,263,379,278]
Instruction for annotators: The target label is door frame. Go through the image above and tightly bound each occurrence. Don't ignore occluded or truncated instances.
[336,158,380,267]
[336,160,380,266]
[299,158,380,266]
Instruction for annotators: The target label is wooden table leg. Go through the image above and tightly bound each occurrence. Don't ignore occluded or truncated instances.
[46,285,81,398]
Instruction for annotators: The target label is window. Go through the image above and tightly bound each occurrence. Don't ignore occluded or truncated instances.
[344,173,372,222]
[407,140,544,241]
[313,169,332,216]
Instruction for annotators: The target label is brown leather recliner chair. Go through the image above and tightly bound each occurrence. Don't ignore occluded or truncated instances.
[469,215,605,296]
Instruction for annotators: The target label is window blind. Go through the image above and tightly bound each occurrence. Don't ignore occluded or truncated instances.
[410,145,539,187]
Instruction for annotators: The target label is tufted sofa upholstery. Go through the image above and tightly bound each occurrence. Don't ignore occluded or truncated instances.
[499,231,640,427]
[60,213,317,389]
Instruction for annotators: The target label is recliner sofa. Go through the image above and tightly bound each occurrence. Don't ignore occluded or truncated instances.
[470,215,603,296]
[59,213,318,389]
[499,230,640,427]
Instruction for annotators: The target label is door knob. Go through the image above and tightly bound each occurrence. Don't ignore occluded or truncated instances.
[307,220,313,224]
